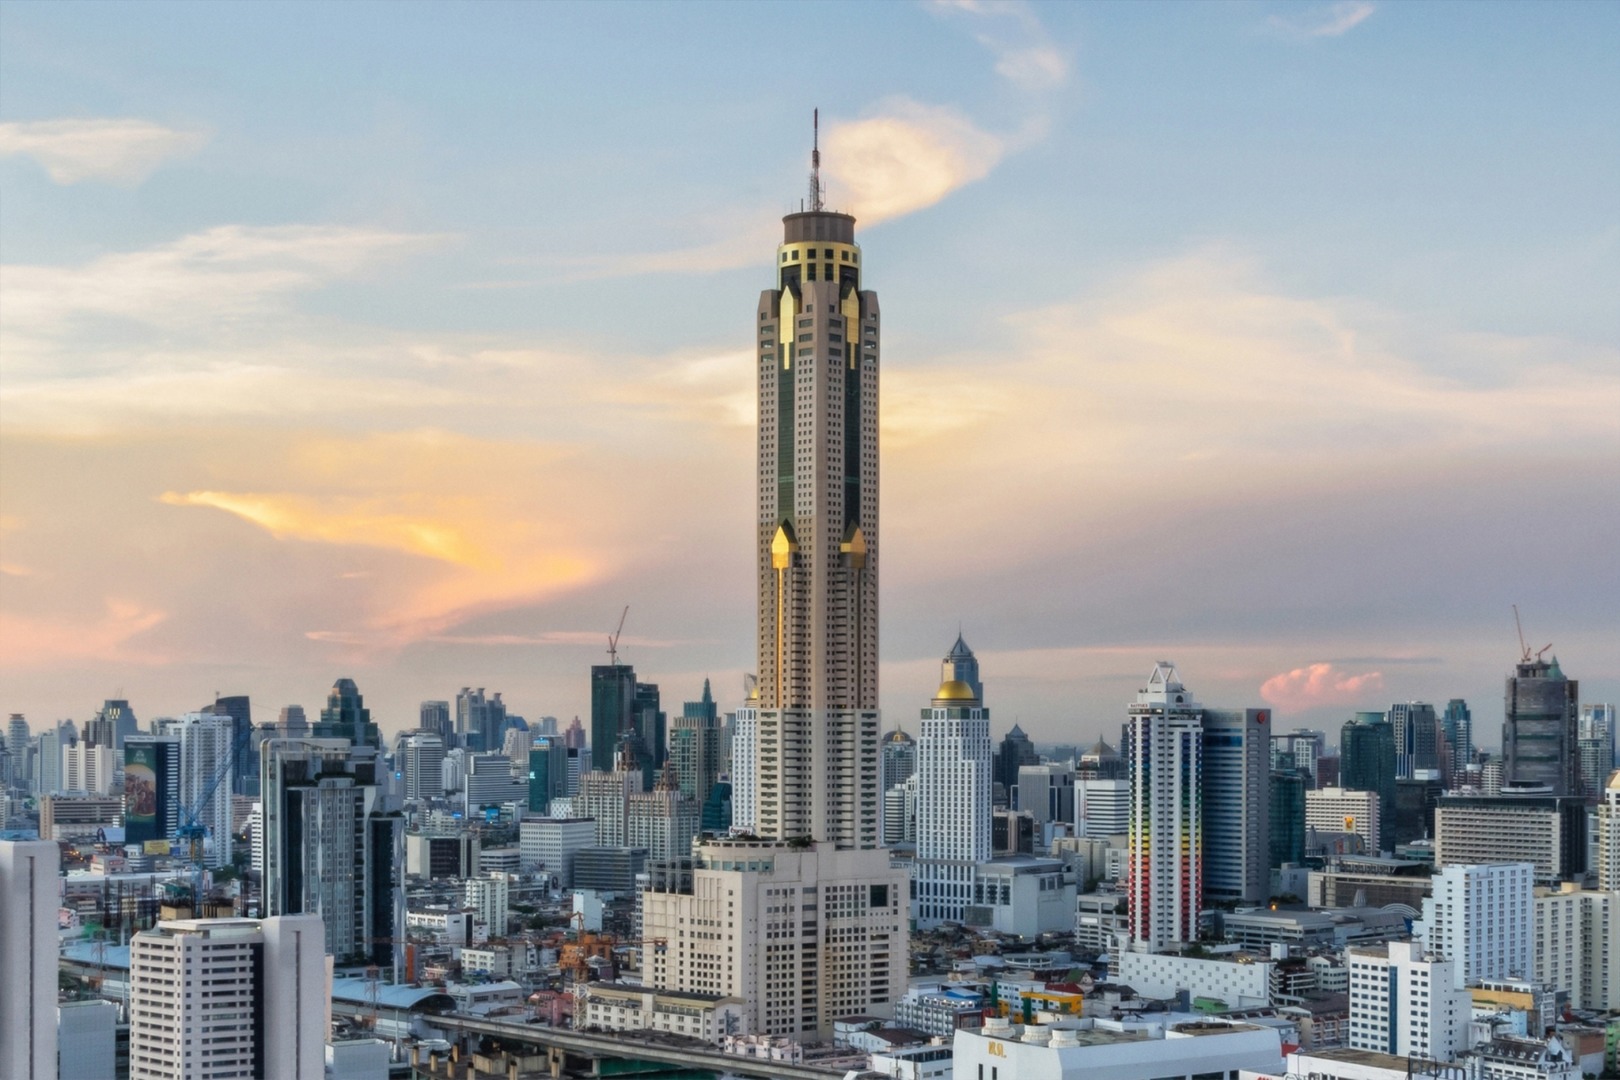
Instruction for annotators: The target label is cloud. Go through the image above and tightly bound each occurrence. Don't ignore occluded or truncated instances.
[1268,1,1376,39]
[425,632,683,648]
[0,597,167,667]
[823,101,1005,225]
[1260,663,1385,711]
[0,118,208,184]
[927,1,1070,92]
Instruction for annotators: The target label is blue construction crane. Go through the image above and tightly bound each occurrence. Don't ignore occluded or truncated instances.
[170,719,257,908]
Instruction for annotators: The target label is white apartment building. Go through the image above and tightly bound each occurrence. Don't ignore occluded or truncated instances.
[399,731,446,801]
[1598,771,1620,891]
[173,712,235,868]
[128,915,325,1080]
[57,998,117,1080]
[519,816,596,886]
[576,768,637,847]
[1420,862,1535,988]
[730,702,757,833]
[640,837,908,1037]
[576,982,749,1042]
[62,742,119,796]
[1346,941,1468,1061]
[953,1015,1284,1080]
[1127,662,1204,952]
[464,873,510,937]
[914,642,993,930]
[1077,778,1130,838]
[627,785,700,861]
[1116,950,1275,1007]
[1533,883,1620,1011]
[1306,788,1381,855]
[1,840,59,1080]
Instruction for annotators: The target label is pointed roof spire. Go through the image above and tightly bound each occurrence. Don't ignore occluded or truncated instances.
[947,632,974,661]
[809,107,824,212]
[701,677,713,705]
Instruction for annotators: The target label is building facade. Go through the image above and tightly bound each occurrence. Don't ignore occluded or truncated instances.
[1504,656,1580,797]
[1201,708,1272,904]
[1419,862,1535,988]
[1347,941,1467,1061]
[1126,662,1204,952]
[914,639,992,929]
[1306,787,1381,855]
[0,839,58,1080]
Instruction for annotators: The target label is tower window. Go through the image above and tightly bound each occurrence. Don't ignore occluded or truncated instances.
[791,251,800,261]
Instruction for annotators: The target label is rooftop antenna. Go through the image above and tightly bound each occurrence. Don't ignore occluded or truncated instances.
[808,108,823,212]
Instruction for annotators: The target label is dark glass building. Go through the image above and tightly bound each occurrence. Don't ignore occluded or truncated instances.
[1504,656,1580,797]
[1270,768,1306,869]
[1340,712,1396,849]
[590,664,637,774]
[313,679,379,748]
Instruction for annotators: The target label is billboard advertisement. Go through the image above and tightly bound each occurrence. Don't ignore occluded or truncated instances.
[124,743,168,844]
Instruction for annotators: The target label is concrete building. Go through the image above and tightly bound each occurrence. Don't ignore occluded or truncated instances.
[1443,699,1475,779]
[1503,656,1579,797]
[124,735,181,847]
[576,982,749,1042]
[572,846,647,894]
[914,638,993,929]
[399,730,446,801]
[518,817,595,886]
[39,792,123,839]
[669,680,723,811]
[576,767,637,847]
[63,741,119,795]
[730,700,758,832]
[129,916,325,1080]
[882,728,918,843]
[953,1015,1283,1080]
[1434,793,1587,883]
[57,998,117,1080]
[464,873,510,937]
[456,686,506,755]
[1202,708,1272,905]
[172,711,235,867]
[1533,883,1620,1011]
[1306,856,1434,909]
[627,781,700,861]
[1018,763,1076,827]
[261,738,401,966]
[1116,949,1275,1007]
[1077,778,1130,838]
[1126,662,1204,952]
[1346,941,1468,1061]
[1419,862,1535,988]
[1597,771,1620,891]
[463,751,524,811]
[965,856,1076,937]
[1307,787,1381,855]
[0,839,59,1080]
[640,837,907,1037]
[404,832,478,880]
[751,188,882,852]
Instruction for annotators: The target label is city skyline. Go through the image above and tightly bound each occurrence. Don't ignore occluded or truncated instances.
[3,2,1618,742]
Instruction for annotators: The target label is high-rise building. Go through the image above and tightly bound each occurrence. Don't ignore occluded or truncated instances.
[419,700,452,745]
[577,767,637,847]
[751,185,881,850]
[1388,701,1439,779]
[0,839,59,1080]
[463,752,525,812]
[518,817,595,887]
[1201,708,1272,905]
[1016,763,1075,826]
[1347,940,1468,1061]
[202,695,255,796]
[590,665,637,775]
[1598,771,1620,891]
[1077,737,1126,781]
[1434,792,1587,883]
[314,678,379,748]
[63,741,118,795]
[1504,655,1579,796]
[1270,768,1307,868]
[669,680,722,810]
[128,915,325,1080]
[730,695,758,832]
[455,687,505,753]
[1340,712,1396,849]
[5,714,28,757]
[464,873,510,937]
[37,718,76,796]
[1442,699,1473,778]
[399,731,447,801]
[628,778,700,861]
[634,681,666,782]
[83,709,117,750]
[563,715,587,750]
[527,736,570,815]
[880,728,917,841]
[1306,787,1381,854]
[260,738,401,965]
[277,704,308,739]
[913,637,992,929]
[173,711,235,867]
[123,735,181,846]
[1420,862,1535,988]
[99,698,140,749]
[993,724,1039,805]
[1076,778,1130,837]
[1126,662,1203,952]
[1534,882,1620,1012]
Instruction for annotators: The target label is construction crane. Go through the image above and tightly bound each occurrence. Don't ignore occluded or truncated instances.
[172,719,257,911]
[1512,605,1553,664]
[606,605,629,667]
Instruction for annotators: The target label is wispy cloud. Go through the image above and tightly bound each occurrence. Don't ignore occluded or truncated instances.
[1260,662,1385,711]
[0,118,207,184]
[927,0,1071,92]
[1268,1,1377,39]
[0,597,168,667]
[823,100,1006,226]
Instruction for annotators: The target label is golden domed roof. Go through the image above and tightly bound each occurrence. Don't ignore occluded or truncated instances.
[933,680,978,702]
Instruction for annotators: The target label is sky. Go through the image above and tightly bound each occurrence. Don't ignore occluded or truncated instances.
[2,0,1617,749]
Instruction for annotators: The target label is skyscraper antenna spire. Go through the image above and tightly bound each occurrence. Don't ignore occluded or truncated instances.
[809,108,823,212]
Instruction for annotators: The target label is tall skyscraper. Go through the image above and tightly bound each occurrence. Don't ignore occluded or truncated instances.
[399,731,447,801]
[124,735,181,846]
[1442,698,1473,777]
[1270,767,1307,868]
[173,711,235,868]
[260,738,401,966]
[752,178,881,849]
[100,698,140,749]
[527,736,570,815]
[419,700,452,745]
[314,678,379,748]
[669,680,722,809]
[880,728,917,842]
[914,636,992,929]
[1340,711,1396,849]
[1504,654,1579,796]
[1599,771,1620,891]
[1126,662,1203,952]
[731,691,758,832]
[277,704,308,739]
[993,724,1038,804]
[0,839,59,1080]
[128,915,325,1080]
[641,135,907,1032]
[5,714,28,756]
[453,686,505,753]
[1201,708,1272,904]
[202,695,255,796]
[634,681,666,782]
[590,664,637,775]
[1388,701,1439,779]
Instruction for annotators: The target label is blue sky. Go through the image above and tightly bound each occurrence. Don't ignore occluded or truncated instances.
[2,1,1616,743]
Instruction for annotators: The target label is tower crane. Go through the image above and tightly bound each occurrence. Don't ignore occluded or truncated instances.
[1512,605,1553,664]
[170,720,256,911]
[607,606,629,667]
